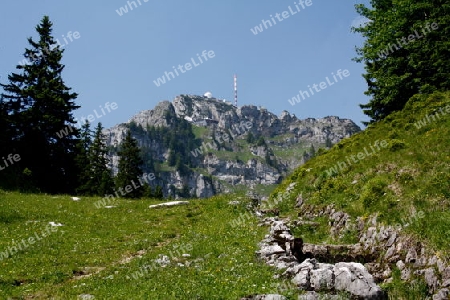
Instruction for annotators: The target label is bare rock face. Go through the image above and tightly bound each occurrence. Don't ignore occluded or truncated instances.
[104,94,361,198]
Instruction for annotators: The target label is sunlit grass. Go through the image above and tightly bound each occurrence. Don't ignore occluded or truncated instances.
[0,192,300,299]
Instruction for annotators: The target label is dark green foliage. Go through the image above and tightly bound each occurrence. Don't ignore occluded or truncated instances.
[175,155,189,176]
[0,99,11,155]
[116,130,144,198]
[325,137,333,148]
[302,150,308,161]
[75,121,92,194]
[88,123,114,195]
[256,137,266,147]
[167,150,176,167]
[177,184,191,198]
[142,184,153,198]
[246,132,255,144]
[0,16,80,193]
[309,144,316,158]
[265,149,279,171]
[154,185,164,199]
[0,97,20,189]
[76,122,114,196]
[130,117,200,173]
[353,0,450,123]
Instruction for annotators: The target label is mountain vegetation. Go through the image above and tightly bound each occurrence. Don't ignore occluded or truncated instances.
[0,16,80,193]
[353,0,450,123]
[1,0,450,298]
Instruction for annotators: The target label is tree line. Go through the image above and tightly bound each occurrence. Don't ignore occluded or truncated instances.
[0,16,161,198]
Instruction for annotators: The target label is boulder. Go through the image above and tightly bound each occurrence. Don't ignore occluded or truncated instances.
[334,262,386,299]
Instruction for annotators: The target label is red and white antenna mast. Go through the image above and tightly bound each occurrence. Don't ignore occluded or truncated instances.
[234,74,238,107]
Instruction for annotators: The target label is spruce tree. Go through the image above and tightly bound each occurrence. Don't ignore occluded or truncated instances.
[92,123,114,195]
[0,99,9,153]
[325,137,333,149]
[75,121,92,195]
[0,98,17,189]
[309,145,316,158]
[0,16,80,193]
[353,0,450,123]
[246,132,255,144]
[116,130,143,199]
[84,123,114,196]
[154,185,164,199]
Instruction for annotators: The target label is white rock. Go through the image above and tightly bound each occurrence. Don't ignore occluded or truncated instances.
[49,221,63,227]
[149,201,189,208]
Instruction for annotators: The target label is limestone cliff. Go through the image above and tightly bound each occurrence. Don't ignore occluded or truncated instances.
[104,95,361,198]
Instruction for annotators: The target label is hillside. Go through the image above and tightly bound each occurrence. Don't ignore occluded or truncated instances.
[0,191,303,299]
[265,91,450,299]
[1,93,449,299]
[103,95,361,199]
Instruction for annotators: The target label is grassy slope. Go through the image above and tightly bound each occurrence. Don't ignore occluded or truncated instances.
[0,192,299,299]
[3,93,447,299]
[270,91,450,257]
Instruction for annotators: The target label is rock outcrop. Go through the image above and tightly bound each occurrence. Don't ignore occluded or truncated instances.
[296,203,450,299]
[257,217,386,299]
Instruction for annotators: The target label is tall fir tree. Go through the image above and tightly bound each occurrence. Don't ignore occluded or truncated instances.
[0,96,18,189]
[154,185,164,199]
[116,130,144,199]
[75,121,92,195]
[0,16,80,193]
[88,123,114,196]
[76,122,114,196]
[309,144,316,158]
[353,0,450,123]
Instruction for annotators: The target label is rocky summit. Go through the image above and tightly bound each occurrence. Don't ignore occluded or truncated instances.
[103,94,361,198]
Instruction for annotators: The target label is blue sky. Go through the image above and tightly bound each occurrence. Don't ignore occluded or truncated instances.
[0,0,371,129]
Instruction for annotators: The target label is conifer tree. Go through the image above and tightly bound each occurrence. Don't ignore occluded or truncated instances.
[84,123,114,196]
[309,145,316,158]
[116,130,143,198]
[246,132,255,144]
[75,121,92,195]
[325,137,333,149]
[353,0,450,123]
[0,98,17,189]
[154,185,164,199]
[92,123,114,195]
[142,184,153,198]
[0,16,80,193]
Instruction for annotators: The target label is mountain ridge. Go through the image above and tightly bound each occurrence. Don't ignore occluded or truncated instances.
[103,94,361,198]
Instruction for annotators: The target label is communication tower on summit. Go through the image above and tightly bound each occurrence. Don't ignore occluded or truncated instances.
[234,74,238,107]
